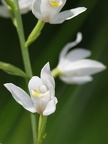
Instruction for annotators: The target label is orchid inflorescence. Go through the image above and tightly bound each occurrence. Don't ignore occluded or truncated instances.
[0,0,106,144]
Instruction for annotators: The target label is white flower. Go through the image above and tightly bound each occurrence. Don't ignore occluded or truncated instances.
[0,0,33,18]
[57,33,106,84]
[32,0,87,24]
[4,63,57,116]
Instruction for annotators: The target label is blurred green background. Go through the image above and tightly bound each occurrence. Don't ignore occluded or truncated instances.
[0,0,108,144]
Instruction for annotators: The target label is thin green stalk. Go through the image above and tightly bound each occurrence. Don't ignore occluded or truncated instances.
[13,0,38,143]
[51,67,62,78]
[25,20,45,47]
[13,10,32,76]
[5,0,16,10]
[38,115,47,144]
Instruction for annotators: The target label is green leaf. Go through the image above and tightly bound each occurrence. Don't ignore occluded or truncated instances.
[0,62,28,79]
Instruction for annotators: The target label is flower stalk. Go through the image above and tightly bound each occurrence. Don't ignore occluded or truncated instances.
[25,20,45,47]
[38,115,47,144]
[5,0,17,10]
[51,67,61,78]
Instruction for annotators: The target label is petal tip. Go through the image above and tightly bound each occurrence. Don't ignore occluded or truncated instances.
[83,7,87,11]
[41,62,51,76]
[76,32,83,43]
[101,64,107,71]
[78,7,87,12]
[4,83,12,90]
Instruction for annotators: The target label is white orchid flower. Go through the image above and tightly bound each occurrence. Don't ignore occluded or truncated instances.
[57,33,106,84]
[0,0,33,18]
[4,63,57,116]
[32,0,87,24]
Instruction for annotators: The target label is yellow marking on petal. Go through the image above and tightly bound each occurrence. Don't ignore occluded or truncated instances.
[32,90,40,97]
[49,0,61,7]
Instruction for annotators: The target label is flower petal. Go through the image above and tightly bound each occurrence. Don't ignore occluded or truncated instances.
[50,7,87,24]
[43,97,58,116]
[60,75,93,84]
[40,0,66,22]
[28,76,43,93]
[0,3,10,18]
[63,59,106,76]
[45,79,55,98]
[32,90,51,114]
[41,62,55,88]
[65,48,91,62]
[32,0,43,20]
[4,83,36,113]
[58,48,91,70]
[19,0,33,14]
[59,32,82,60]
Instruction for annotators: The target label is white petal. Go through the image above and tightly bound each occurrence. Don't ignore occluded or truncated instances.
[0,4,10,18]
[66,7,87,20]
[4,83,36,113]
[58,48,91,70]
[19,0,32,14]
[45,79,55,98]
[32,0,43,20]
[50,7,87,24]
[32,90,51,114]
[63,59,106,76]
[40,0,66,22]
[43,97,58,116]
[28,76,43,93]
[41,62,55,88]
[60,75,93,84]
[65,48,91,62]
[59,32,82,64]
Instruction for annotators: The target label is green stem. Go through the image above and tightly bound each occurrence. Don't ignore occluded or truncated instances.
[51,67,61,78]
[25,20,45,47]
[31,113,39,144]
[5,0,16,10]
[13,11,32,75]
[13,0,38,143]
[38,115,47,144]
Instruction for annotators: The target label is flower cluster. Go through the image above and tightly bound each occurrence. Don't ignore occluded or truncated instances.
[4,63,57,116]
[57,33,106,84]
[0,0,86,24]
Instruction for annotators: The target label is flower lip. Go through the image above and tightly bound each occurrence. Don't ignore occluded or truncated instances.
[49,0,62,7]
[31,89,40,97]
[31,84,48,98]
